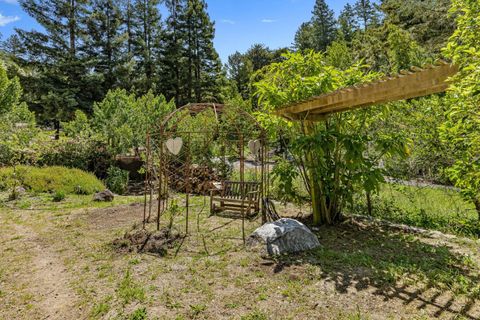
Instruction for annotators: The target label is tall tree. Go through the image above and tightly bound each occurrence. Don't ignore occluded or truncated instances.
[131,0,163,93]
[85,0,130,94]
[161,0,186,106]
[294,22,316,52]
[226,51,253,100]
[338,3,359,43]
[245,44,274,71]
[183,0,222,102]
[161,0,224,106]
[293,0,336,52]
[354,0,380,31]
[311,0,337,51]
[16,0,98,133]
[226,44,286,100]
[380,0,455,53]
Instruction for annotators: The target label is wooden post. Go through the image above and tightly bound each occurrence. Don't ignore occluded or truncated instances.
[260,137,266,224]
[157,135,163,231]
[185,132,191,235]
[240,134,245,245]
[143,132,150,229]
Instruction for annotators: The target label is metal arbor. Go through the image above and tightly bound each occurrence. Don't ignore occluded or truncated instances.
[143,103,270,243]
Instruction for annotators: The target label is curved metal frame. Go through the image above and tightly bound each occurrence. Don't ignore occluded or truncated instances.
[143,103,270,245]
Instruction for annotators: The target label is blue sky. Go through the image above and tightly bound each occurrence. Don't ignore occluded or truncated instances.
[0,0,354,62]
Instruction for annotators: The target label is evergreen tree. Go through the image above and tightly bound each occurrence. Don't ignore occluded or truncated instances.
[338,3,358,43]
[245,44,274,71]
[226,51,253,100]
[161,0,224,106]
[161,0,187,106]
[131,0,163,93]
[294,22,316,52]
[311,0,336,51]
[354,0,380,31]
[16,0,97,133]
[380,0,454,52]
[293,0,336,52]
[184,0,224,103]
[85,0,130,95]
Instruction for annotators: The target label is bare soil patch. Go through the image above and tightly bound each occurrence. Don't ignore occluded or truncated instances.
[112,227,182,256]
[1,195,479,319]
[9,225,80,320]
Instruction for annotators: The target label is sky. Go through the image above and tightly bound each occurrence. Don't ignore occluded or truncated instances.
[0,0,354,62]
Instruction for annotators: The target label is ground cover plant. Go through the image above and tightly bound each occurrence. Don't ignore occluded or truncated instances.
[1,194,479,319]
[351,183,480,238]
[0,166,105,195]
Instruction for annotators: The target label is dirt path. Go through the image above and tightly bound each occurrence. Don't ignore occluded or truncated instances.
[13,224,79,320]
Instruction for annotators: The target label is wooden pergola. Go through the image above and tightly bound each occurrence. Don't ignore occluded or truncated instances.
[275,61,458,121]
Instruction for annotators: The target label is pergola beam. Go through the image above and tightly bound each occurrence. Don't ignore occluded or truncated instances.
[275,61,458,121]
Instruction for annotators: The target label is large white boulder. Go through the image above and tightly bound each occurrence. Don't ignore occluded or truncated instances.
[247,218,320,256]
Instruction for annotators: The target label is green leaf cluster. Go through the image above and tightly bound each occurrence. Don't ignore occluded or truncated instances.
[0,63,37,166]
[253,51,408,225]
[441,0,480,209]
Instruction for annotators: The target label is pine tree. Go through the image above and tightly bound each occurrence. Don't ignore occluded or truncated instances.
[85,0,130,94]
[184,0,224,103]
[311,0,336,51]
[131,0,163,93]
[354,0,380,31]
[293,0,336,52]
[380,0,454,52]
[338,3,359,43]
[245,44,274,71]
[226,51,253,100]
[16,0,97,133]
[294,22,316,52]
[161,0,187,106]
[161,0,224,106]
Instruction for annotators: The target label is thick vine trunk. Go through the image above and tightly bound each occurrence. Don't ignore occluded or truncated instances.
[474,198,480,221]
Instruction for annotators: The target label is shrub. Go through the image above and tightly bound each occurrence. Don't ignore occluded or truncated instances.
[0,166,104,195]
[105,166,129,195]
[0,65,38,167]
[52,190,66,202]
[38,137,113,179]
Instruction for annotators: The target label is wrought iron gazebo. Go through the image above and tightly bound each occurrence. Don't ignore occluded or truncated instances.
[142,103,273,243]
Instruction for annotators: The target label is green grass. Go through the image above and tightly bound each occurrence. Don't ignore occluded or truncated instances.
[351,183,479,238]
[2,190,479,319]
[0,192,143,212]
[0,166,105,195]
[283,222,480,300]
[117,269,146,305]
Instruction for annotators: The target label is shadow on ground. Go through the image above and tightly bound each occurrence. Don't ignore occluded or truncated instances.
[271,220,480,319]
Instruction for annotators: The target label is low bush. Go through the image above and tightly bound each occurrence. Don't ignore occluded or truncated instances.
[0,166,104,195]
[52,190,66,202]
[105,166,129,195]
[37,137,113,179]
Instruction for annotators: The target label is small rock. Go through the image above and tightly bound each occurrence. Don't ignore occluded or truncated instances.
[8,186,26,200]
[15,186,26,195]
[93,189,115,202]
[247,218,320,256]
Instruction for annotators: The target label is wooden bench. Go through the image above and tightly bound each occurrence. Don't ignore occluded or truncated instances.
[210,181,260,216]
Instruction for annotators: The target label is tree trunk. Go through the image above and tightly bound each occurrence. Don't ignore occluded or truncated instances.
[69,0,76,56]
[474,198,480,221]
[54,119,60,140]
[366,191,372,216]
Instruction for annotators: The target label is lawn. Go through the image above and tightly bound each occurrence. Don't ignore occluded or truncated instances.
[1,192,479,319]
[358,183,480,238]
